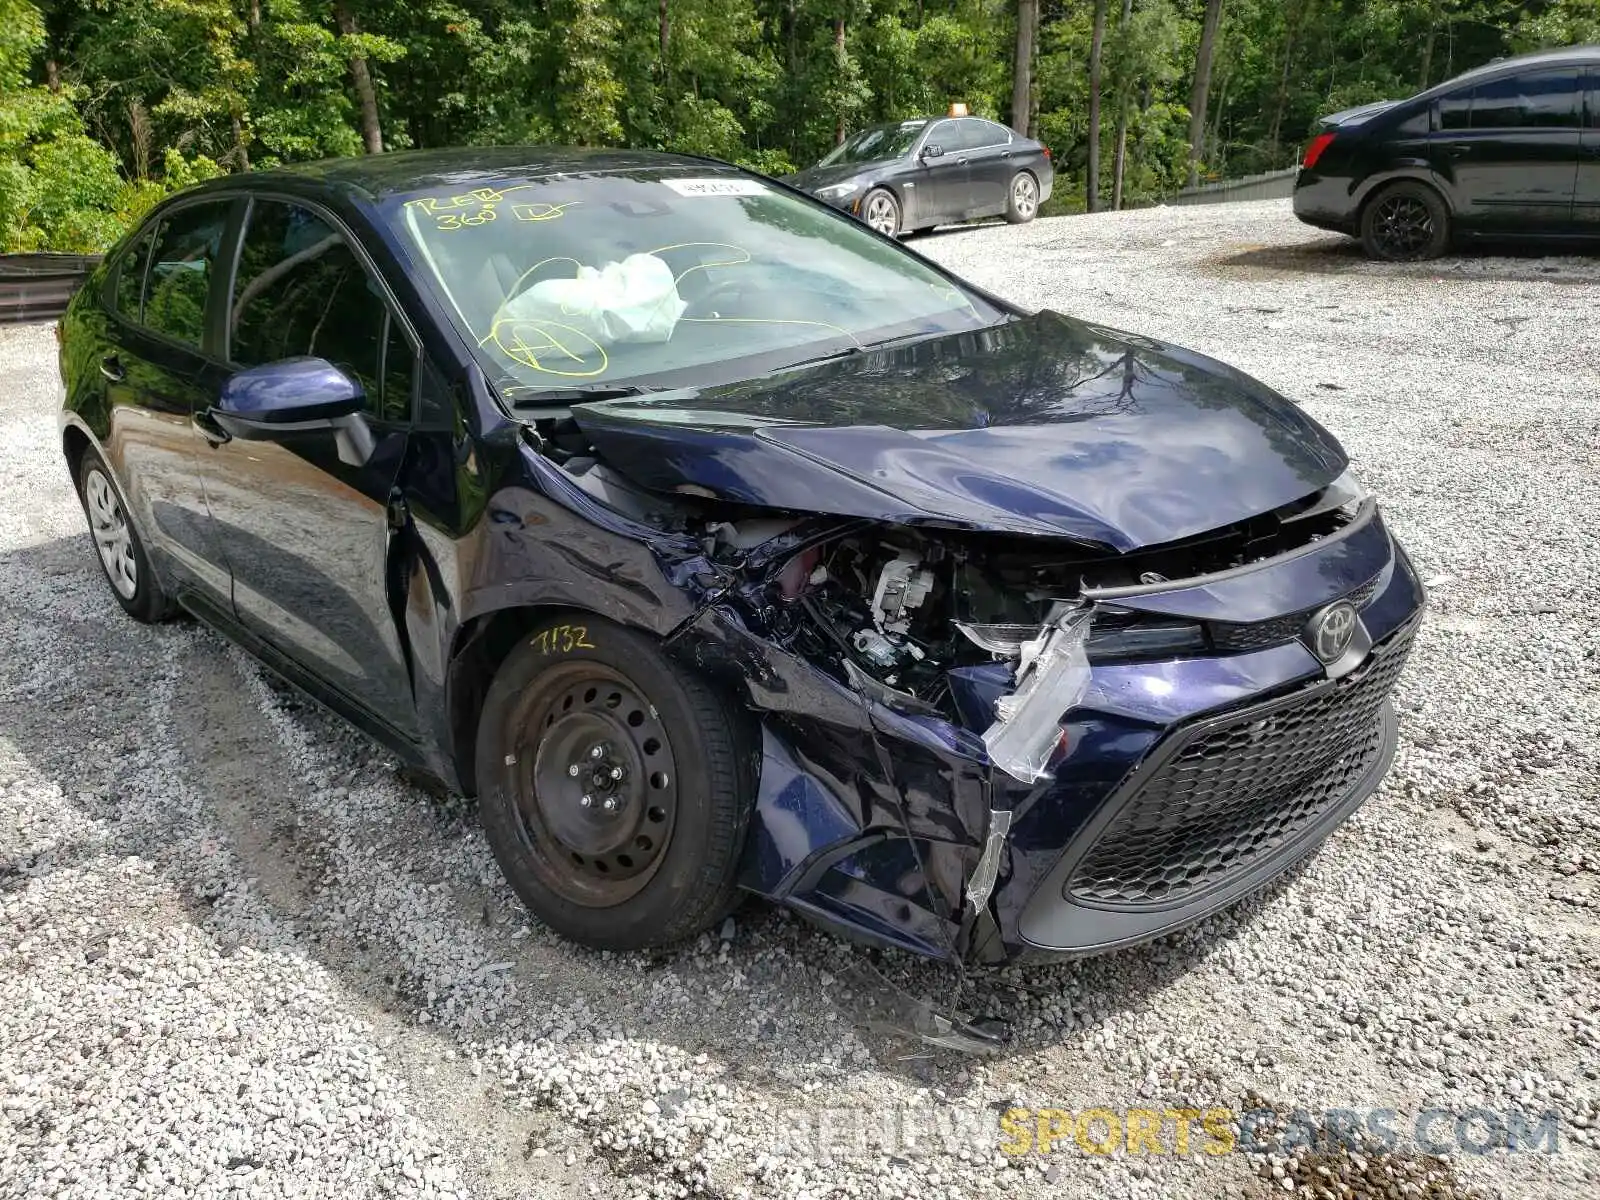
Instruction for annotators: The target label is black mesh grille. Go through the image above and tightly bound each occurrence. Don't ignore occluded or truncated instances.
[1066,623,1414,907]
[1209,574,1382,654]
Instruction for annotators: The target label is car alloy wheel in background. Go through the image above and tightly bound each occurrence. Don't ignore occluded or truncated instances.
[1007,173,1039,223]
[1361,183,1449,262]
[861,189,900,236]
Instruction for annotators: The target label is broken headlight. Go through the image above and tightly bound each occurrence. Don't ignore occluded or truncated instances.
[982,606,1094,783]
[1085,607,1206,660]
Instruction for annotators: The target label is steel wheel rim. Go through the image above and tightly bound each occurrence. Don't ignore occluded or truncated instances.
[864,193,898,235]
[1012,175,1037,217]
[510,662,679,908]
[1374,195,1433,258]
[84,468,137,599]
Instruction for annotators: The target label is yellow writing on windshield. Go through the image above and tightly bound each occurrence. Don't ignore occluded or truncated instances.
[492,318,609,378]
[405,186,579,232]
[512,202,579,222]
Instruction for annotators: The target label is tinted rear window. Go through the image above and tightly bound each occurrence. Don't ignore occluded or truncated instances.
[1439,69,1582,131]
[1473,70,1580,128]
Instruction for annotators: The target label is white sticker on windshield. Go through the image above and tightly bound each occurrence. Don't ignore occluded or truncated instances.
[662,178,767,197]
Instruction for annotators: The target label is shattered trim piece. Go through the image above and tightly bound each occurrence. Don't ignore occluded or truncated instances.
[965,808,1014,914]
[982,606,1094,782]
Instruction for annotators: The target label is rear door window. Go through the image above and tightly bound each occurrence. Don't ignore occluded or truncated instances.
[963,119,1012,149]
[229,199,414,423]
[1470,70,1580,129]
[143,202,230,347]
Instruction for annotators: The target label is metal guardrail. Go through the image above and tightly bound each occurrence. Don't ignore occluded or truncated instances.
[0,253,101,324]
[1171,167,1300,207]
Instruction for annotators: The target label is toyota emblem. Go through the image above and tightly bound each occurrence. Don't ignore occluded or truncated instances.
[1306,601,1359,664]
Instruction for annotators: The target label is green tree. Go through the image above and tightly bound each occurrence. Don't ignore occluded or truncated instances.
[0,0,1573,248]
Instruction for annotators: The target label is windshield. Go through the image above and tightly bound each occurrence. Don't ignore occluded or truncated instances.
[389,169,999,398]
[819,122,927,167]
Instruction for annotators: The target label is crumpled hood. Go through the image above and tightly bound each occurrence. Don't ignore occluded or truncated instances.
[572,311,1347,552]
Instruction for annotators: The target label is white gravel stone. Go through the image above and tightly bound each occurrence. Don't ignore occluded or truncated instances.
[1,199,1596,1200]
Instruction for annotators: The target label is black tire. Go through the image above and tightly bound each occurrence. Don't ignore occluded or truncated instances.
[475,614,758,951]
[1004,171,1040,224]
[860,187,901,237]
[1360,182,1449,262]
[74,445,175,623]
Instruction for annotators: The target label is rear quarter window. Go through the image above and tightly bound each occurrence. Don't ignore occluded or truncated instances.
[111,229,154,322]
[1389,108,1430,137]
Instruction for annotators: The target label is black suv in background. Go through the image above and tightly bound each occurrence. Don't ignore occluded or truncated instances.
[1293,45,1600,260]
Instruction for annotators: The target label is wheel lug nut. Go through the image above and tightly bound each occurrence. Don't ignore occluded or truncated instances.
[567,764,580,777]
[609,766,623,781]
[602,797,618,812]
[580,794,593,808]
[589,744,605,760]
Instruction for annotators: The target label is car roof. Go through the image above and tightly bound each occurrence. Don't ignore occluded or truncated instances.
[194,146,739,204]
[855,114,1012,132]
[1423,43,1600,95]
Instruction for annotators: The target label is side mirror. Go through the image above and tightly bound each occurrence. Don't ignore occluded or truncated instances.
[921,143,944,160]
[212,357,374,466]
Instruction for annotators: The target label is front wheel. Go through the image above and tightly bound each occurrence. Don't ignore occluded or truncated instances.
[1005,172,1040,224]
[475,616,757,951]
[860,188,901,237]
[1360,182,1449,261]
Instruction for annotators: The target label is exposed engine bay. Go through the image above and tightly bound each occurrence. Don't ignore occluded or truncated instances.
[531,412,1365,781]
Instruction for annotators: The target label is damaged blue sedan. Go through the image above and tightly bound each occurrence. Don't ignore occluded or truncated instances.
[58,148,1425,965]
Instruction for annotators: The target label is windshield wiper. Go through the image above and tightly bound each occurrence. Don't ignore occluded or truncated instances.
[508,383,666,408]
[777,327,972,374]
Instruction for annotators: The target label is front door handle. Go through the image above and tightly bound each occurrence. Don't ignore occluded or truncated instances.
[1445,142,1472,158]
[193,409,232,447]
[99,355,125,382]
[957,156,969,166]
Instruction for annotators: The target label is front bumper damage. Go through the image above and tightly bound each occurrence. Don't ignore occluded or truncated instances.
[665,499,1427,967]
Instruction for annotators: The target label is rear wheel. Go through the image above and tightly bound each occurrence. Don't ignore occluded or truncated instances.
[475,616,757,950]
[1360,182,1449,261]
[1005,171,1040,224]
[860,188,901,237]
[74,446,174,623]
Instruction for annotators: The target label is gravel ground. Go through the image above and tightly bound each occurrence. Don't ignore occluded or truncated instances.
[2,198,1597,1200]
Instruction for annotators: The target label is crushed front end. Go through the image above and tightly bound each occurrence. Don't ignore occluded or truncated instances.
[665,479,1426,965]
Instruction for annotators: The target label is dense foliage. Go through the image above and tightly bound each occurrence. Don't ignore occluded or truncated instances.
[2,0,1596,250]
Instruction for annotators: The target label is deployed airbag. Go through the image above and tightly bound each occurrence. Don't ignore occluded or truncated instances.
[504,253,686,346]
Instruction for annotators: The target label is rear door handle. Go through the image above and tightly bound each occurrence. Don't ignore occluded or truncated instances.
[1445,142,1472,158]
[99,355,125,382]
